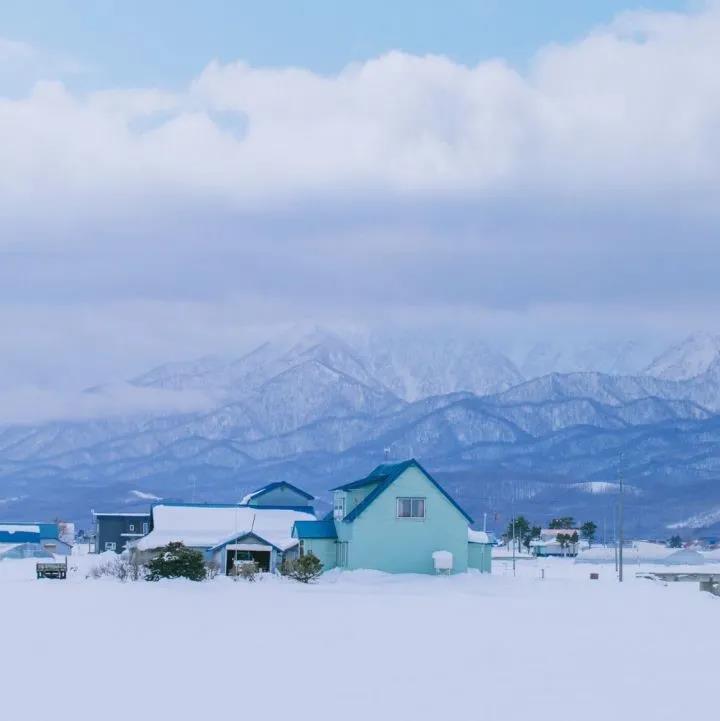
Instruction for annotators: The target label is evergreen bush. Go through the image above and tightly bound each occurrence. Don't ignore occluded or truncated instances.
[281,552,323,583]
[146,542,206,581]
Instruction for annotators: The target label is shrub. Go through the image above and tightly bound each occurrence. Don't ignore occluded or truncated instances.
[145,542,206,582]
[281,552,323,583]
[205,560,221,580]
[229,560,259,582]
[87,555,144,582]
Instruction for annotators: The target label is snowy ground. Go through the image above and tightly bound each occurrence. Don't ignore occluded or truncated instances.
[2,554,718,721]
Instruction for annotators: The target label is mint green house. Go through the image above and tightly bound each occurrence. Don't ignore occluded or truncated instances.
[292,459,492,575]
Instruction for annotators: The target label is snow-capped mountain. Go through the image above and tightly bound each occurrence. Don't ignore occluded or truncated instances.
[360,333,524,400]
[644,333,720,380]
[516,339,657,378]
[3,325,720,534]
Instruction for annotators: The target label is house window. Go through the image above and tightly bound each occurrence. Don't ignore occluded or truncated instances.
[333,493,346,520]
[142,522,149,534]
[128,524,135,532]
[336,541,348,567]
[105,542,116,551]
[299,540,305,557]
[397,497,426,519]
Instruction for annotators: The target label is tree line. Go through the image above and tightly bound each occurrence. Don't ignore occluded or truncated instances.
[503,516,598,553]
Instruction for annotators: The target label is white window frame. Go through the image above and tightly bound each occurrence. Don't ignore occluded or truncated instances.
[104,541,116,551]
[396,497,426,519]
[128,524,135,532]
[142,522,149,534]
[333,493,346,520]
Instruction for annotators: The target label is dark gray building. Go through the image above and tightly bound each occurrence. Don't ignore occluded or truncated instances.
[93,512,151,553]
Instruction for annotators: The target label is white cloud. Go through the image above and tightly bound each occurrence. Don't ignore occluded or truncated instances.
[0,6,719,224]
[0,6,719,405]
[0,384,213,425]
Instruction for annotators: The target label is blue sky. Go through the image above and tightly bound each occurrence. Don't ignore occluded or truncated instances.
[0,0,689,88]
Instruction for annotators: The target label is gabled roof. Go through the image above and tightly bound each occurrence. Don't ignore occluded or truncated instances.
[292,519,338,540]
[241,481,314,505]
[338,459,474,525]
[209,530,286,553]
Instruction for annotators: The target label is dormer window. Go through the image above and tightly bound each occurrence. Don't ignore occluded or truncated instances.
[333,493,346,520]
[397,497,425,519]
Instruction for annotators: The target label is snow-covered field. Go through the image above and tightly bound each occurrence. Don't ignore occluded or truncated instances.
[2,555,718,721]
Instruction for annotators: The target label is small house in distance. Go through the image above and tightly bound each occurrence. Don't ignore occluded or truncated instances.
[0,522,72,560]
[531,528,580,557]
[293,459,492,575]
[93,512,151,553]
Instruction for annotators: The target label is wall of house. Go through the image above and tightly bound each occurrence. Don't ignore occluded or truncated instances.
[97,515,150,553]
[468,543,492,573]
[39,539,72,557]
[535,542,578,557]
[341,484,380,516]
[248,487,310,508]
[343,467,469,574]
[301,538,337,571]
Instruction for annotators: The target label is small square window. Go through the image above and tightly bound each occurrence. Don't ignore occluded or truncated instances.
[397,497,425,519]
[105,542,116,551]
[128,524,135,532]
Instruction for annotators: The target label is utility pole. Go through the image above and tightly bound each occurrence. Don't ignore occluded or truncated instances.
[613,504,618,572]
[511,487,516,577]
[618,453,625,583]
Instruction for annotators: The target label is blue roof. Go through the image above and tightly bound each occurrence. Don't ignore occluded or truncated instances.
[339,459,474,525]
[0,530,41,544]
[0,522,58,543]
[331,465,395,491]
[245,481,314,502]
[209,530,282,552]
[293,519,338,539]
[244,504,316,514]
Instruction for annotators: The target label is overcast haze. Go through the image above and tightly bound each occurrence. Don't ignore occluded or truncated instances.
[0,1,718,415]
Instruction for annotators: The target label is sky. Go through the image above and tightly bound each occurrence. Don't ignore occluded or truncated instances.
[0,0,719,418]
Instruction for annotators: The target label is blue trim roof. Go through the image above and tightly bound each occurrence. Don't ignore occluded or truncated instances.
[0,530,41,544]
[209,530,282,552]
[293,520,338,540]
[339,459,474,525]
[242,504,316,514]
[0,522,58,542]
[245,481,314,502]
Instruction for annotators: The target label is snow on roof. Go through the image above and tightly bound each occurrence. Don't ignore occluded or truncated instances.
[0,524,40,534]
[541,528,580,536]
[576,541,687,564]
[468,529,491,544]
[135,504,315,551]
[93,512,151,517]
[663,548,706,566]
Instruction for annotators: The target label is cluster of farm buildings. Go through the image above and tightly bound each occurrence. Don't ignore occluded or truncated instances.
[4,459,495,576]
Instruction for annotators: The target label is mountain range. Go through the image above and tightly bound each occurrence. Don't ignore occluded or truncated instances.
[2,328,720,537]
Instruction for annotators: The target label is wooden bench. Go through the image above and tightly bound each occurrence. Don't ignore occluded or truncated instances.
[36,561,67,579]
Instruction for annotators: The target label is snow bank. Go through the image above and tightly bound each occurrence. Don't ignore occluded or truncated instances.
[1,557,719,721]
